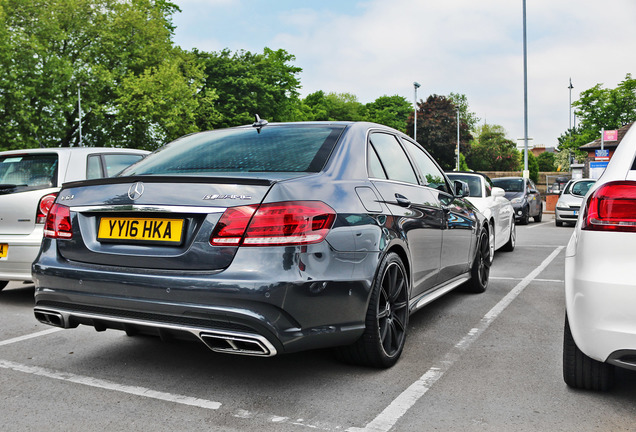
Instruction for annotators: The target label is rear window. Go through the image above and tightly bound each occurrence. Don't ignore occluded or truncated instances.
[492,178,524,192]
[0,153,58,193]
[122,125,345,176]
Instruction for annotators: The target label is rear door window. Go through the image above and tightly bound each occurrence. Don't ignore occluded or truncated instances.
[368,133,418,184]
[0,153,58,192]
[87,153,146,179]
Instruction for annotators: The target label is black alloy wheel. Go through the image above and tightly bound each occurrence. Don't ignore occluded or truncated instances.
[464,227,491,293]
[337,252,409,368]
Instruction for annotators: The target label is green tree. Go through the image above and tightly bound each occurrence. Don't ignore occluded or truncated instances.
[302,91,365,121]
[0,0,204,150]
[448,92,480,131]
[467,124,520,171]
[193,47,302,129]
[558,74,636,157]
[364,95,412,133]
[537,152,556,172]
[409,95,472,170]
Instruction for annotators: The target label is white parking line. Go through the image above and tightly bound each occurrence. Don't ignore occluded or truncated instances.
[0,359,222,410]
[526,221,555,229]
[0,328,63,347]
[348,246,564,432]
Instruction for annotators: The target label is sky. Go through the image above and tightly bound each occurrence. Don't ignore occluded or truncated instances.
[170,0,636,148]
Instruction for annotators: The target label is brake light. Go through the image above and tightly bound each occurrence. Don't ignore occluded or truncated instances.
[43,204,73,239]
[210,201,336,247]
[210,205,258,245]
[36,193,58,224]
[582,181,636,232]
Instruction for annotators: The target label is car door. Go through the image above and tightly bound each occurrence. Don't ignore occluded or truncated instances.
[367,132,444,297]
[399,139,477,283]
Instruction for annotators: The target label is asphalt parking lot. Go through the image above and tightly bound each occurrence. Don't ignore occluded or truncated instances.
[1,214,635,431]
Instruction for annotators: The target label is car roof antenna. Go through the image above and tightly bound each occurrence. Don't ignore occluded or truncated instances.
[252,114,268,133]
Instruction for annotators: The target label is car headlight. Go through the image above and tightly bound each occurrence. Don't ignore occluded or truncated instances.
[510,197,523,204]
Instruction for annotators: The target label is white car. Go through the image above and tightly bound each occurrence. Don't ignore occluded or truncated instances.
[564,124,636,390]
[447,172,516,260]
[555,178,596,227]
[0,147,148,290]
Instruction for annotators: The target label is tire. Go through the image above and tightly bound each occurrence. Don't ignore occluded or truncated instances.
[501,217,516,252]
[464,227,490,293]
[563,313,615,391]
[520,207,530,225]
[534,206,543,223]
[336,252,409,368]
[0,281,8,291]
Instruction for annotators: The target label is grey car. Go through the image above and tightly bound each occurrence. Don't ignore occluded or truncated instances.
[492,176,543,224]
[555,178,596,226]
[32,121,490,368]
[0,147,148,290]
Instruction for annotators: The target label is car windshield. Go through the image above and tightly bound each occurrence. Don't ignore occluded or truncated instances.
[122,125,346,176]
[570,180,595,197]
[0,153,58,194]
[447,174,482,197]
[492,178,524,192]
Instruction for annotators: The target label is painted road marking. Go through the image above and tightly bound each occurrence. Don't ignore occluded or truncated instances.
[0,328,63,347]
[0,359,222,410]
[349,246,564,432]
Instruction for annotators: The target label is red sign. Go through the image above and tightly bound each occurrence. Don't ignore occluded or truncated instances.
[603,130,618,141]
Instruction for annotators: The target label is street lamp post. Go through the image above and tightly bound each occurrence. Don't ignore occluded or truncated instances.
[413,82,421,140]
[522,0,529,179]
[568,78,574,130]
[456,107,460,171]
[77,83,83,147]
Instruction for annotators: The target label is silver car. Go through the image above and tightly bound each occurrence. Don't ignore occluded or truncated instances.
[555,178,596,227]
[0,147,148,290]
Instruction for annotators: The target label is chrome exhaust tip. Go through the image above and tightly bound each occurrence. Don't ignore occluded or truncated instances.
[199,332,276,357]
[34,308,66,328]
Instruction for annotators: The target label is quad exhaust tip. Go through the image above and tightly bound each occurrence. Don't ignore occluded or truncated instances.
[199,332,274,356]
[34,309,66,328]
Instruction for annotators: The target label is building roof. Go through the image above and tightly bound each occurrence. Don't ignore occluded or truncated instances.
[579,122,634,150]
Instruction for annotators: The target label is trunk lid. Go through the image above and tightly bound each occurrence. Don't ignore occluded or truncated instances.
[55,176,279,271]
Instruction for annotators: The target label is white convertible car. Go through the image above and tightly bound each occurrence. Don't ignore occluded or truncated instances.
[447,172,516,260]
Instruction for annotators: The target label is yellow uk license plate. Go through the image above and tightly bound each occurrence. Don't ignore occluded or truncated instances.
[97,217,184,245]
[0,243,7,258]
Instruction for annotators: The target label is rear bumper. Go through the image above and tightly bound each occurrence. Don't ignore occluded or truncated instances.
[33,240,378,355]
[565,231,636,369]
[0,228,44,281]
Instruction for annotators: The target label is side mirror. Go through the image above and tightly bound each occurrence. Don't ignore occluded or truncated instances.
[453,180,470,198]
[492,187,505,198]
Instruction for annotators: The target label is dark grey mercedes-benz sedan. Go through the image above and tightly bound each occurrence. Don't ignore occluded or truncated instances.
[33,120,490,368]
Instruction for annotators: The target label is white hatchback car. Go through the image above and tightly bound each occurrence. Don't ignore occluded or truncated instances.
[0,147,148,290]
[564,124,636,390]
[446,172,516,260]
[555,178,596,227]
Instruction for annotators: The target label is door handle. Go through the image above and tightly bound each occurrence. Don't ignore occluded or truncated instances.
[395,193,411,207]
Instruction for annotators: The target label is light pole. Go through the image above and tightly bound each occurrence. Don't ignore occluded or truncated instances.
[77,83,83,147]
[413,82,421,140]
[456,107,460,171]
[568,78,574,130]
[521,0,529,179]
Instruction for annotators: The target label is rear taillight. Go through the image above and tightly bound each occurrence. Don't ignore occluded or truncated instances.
[36,193,58,224]
[43,204,72,239]
[582,181,636,232]
[210,201,336,247]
